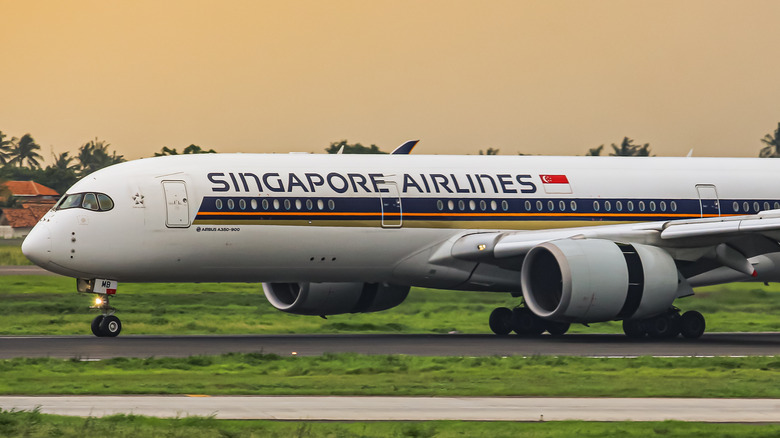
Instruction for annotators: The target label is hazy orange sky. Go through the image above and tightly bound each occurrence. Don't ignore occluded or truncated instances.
[2,0,780,162]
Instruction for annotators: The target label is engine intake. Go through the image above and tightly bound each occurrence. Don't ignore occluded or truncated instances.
[520,239,682,323]
[262,282,410,316]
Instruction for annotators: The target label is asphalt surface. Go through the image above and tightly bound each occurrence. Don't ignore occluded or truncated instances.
[0,332,778,359]
[1,396,778,422]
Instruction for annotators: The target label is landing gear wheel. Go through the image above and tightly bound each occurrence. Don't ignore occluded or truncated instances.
[99,315,122,337]
[544,321,570,336]
[646,312,680,339]
[622,319,646,339]
[679,310,706,339]
[91,315,105,337]
[489,307,513,335]
[511,307,545,336]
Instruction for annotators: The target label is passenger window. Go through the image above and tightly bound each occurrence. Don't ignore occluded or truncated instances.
[604,200,611,212]
[215,199,223,210]
[317,200,325,210]
[733,201,739,212]
[251,199,258,210]
[649,201,656,212]
[262,199,269,210]
[328,200,336,210]
[753,202,760,212]
[743,201,749,212]
[239,199,247,210]
[670,201,677,212]
[501,200,509,211]
[627,200,634,212]
[458,200,465,211]
[82,193,99,211]
[480,200,487,211]
[559,200,566,211]
[524,200,531,211]
[570,200,577,211]
[490,201,497,211]
[547,200,554,211]
[436,200,444,211]
[659,201,666,212]
[638,201,645,212]
[764,202,770,211]
[616,201,623,212]
[284,199,291,210]
[228,199,235,210]
[469,200,476,211]
[536,200,543,211]
[593,201,600,212]
[775,202,780,210]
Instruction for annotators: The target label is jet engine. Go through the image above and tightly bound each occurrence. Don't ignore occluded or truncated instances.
[520,239,683,323]
[262,282,410,316]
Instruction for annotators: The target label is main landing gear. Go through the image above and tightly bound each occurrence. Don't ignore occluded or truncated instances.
[622,308,705,339]
[489,306,570,337]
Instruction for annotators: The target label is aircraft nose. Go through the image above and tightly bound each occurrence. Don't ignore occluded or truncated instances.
[22,222,52,267]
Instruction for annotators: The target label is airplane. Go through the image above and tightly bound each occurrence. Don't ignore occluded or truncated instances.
[20,141,780,338]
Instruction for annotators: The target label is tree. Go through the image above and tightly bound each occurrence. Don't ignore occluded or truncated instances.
[154,144,217,156]
[325,140,386,154]
[8,133,43,168]
[759,123,780,158]
[585,145,604,156]
[608,137,651,156]
[0,131,16,165]
[479,148,500,155]
[76,138,125,176]
[40,151,79,195]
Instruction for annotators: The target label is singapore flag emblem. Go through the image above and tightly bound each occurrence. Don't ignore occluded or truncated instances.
[539,174,572,194]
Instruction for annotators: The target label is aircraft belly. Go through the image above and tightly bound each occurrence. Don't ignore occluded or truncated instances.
[92,226,457,283]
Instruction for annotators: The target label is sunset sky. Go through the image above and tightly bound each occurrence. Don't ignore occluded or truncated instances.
[2,1,780,162]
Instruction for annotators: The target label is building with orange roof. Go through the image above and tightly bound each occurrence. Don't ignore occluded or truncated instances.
[0,181,59,238]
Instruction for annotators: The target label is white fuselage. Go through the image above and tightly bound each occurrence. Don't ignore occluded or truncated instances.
[21,154,780,288]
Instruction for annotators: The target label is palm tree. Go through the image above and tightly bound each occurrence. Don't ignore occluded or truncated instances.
[759,123,780,158]
[585,145,604,156]
[609,137,651,156]
[76,138,125,176]
[0,131,16,164]
[51,151,76,171]
[8,133,43,168]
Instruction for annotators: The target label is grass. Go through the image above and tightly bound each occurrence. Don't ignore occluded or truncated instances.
[0,246,31,265]
[0,275,779,335]
[0,354,778,397]
[1,409,779,438]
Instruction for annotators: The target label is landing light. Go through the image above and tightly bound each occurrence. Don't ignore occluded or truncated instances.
[95,297,103,306]
[478,244,486,251]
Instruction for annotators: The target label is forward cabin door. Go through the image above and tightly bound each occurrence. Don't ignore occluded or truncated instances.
[696,184,720,218]
[163,180,191,228]
[378,177,402,228]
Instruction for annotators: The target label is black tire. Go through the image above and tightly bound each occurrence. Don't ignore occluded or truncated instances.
[622,319,646,339]
[511,308,545,336]
[488,307,513,335]
[99,315,122,337]
[545,321,570,336]
[91,315,105,337]
[680,310,706,339]
[646,313,680,339]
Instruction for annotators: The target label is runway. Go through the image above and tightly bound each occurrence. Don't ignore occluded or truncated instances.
[0,332,778,359]
[1,395,778,422]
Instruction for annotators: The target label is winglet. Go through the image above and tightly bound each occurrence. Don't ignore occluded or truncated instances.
[391,140,419,155]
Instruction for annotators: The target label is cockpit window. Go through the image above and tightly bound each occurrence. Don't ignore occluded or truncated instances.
[56,192,114,212]
[82,193,99,211]
[97,194,114,211]
[58,193,84,210]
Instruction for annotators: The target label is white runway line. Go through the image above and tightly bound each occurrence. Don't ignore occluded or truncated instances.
[0,396,778,422]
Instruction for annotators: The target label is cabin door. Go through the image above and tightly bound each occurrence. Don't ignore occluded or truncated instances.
[378,178,402,228]
[163,180,191,228]
[696,184,720,218]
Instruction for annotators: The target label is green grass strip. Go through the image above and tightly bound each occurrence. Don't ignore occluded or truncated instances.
[0,276,779,335]
[1,409,779,438]
[0,354,778,398]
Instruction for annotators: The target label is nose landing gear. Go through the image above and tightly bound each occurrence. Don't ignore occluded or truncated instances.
[90,295,122,337]
[78,278,122,337]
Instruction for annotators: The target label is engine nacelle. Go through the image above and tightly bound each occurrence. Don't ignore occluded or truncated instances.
[520,239,683,323]
[262,282,410,316]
